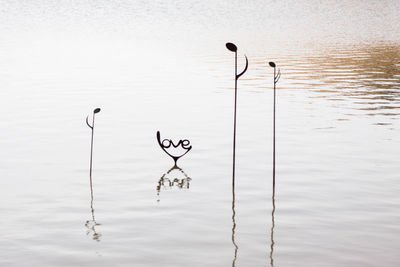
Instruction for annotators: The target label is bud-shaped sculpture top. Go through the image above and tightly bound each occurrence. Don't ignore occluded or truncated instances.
[226,43,238,52]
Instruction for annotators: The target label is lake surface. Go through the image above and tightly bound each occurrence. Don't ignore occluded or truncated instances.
[0,1,399,266]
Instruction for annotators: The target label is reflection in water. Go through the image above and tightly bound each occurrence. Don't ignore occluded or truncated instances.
[85,174,101,242]
[269,183,276,267]
[231,183,238,267]
[157,165,191,202]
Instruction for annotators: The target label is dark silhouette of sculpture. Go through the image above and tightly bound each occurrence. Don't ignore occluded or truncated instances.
[269,62,280,186]
[86,108,101,178]
[156,131,192,165]
[85,108,101,241]
[226,42,248,184]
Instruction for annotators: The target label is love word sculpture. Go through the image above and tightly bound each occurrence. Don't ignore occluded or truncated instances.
[156,131,192,165]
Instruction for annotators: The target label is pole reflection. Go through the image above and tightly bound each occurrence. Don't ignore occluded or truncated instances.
[85,173,101,241]
[157,164,191,202]
[231,181,238,266]
[269,183,276,266]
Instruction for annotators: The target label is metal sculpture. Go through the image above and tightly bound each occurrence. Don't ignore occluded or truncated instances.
[156,131,192,165]
[86,108,101,178]
[268,62,280,186]
[226,42,248,184]
[85,107,101,241]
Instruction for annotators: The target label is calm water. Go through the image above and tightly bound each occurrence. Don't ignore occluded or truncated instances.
[1,1,400,266]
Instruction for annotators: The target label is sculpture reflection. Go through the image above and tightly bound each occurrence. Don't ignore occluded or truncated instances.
[231,181,238,267]
[269,183,276,266]
[157,164,191,202]
[85,174,101,241]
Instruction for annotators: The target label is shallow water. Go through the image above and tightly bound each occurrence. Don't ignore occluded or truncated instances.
[1,1,400,266]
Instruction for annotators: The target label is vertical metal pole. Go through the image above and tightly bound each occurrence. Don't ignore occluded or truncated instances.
[273,67,276,187]
[233,51,237,187]
[89,114,95,182]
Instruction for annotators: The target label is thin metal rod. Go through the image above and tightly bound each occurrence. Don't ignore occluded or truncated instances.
[89,114,95,179]
[232,51,238,187]
[89,112,94,216]
[273,67,276,188]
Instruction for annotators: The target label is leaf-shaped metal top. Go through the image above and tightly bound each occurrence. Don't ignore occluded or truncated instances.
[269,62,276,68]
[94,108,101,114]
[226,43,237,52]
